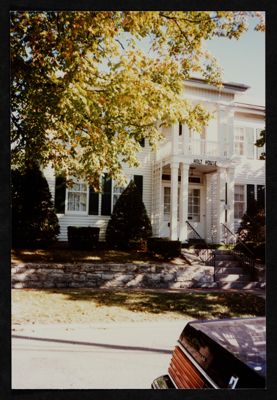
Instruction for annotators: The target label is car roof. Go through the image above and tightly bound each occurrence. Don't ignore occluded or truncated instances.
[185,317,266,377]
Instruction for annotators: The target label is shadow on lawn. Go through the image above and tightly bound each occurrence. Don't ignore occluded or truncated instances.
[11,247,156,264]
[47,290,265,320]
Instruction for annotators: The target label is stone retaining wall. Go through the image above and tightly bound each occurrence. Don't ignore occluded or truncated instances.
[12,262,216,289]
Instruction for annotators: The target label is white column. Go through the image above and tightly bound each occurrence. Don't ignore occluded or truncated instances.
[179,163,189,241]
[182,125,190,155]
[171,124,179,155]
[205,173,212,243]
[216,166,226,243]
[170,161,179,240]
[226,167,235,232]
[227,109,235,158]
[217,105,227,158]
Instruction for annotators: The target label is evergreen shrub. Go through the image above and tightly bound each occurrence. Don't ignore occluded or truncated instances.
[105,180,152,249]
[12,165,60,247]
[236,200,265,262]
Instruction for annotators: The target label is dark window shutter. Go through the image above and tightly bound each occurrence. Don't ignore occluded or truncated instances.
[54,175,66,214]
[179,123,183,136]
[257,185,265,209]
[134,175,143,198]
[247,184,255,211]
[139,138,145,147]
[88,186,99,215]
[101,174,112,215]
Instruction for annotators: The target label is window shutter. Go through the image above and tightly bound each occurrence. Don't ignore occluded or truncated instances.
[245,127,254,159]
[101,174,112,215]
[54,175,66,214]
[134,175,143,198]
[247,184,255,211]
[139,138,145,147]
[88,186,99,215]
[257,185,265,209]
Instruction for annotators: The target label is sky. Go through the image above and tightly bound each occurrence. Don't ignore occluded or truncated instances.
[135,15,265,106]
[205,20,265,105]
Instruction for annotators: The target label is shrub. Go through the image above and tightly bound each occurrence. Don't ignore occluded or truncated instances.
[12,165,60,247]
[237,200,265,243]
[67,226,100,249]
[236,200,265,262]
[147,237,181,259]
[106,180,152,249]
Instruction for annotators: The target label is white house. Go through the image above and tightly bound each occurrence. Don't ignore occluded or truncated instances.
[45,78,265,244]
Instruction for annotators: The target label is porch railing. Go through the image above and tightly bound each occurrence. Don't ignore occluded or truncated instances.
[182,138,221,158]
[155,137,229,161]
[221,223,256,276]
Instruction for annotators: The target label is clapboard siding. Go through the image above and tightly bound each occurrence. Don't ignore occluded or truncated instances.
[185,85,234,103]
[57,214,109,241]
[234,160,265,185]
[44,141,154,242]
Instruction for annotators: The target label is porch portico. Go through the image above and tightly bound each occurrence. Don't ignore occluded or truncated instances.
[153,159,235,244]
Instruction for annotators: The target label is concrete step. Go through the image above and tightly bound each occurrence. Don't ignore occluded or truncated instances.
[214,254,238,261]
[215,260,241,268]
[215,274,250,283]
[217,281,266,290]
[215,266,245,275]
[192,282,219,288]
[181,252,201,261]
[213,250,234,255]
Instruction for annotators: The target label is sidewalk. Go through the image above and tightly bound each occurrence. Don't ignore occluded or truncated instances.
[12,320,188,389]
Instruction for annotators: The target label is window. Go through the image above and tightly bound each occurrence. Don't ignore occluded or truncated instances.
[234,128,244,156]
[112,185,124,210]
[256,128,265,159]
[189,176,201,184]
[235,184,265,219]
[234,127,255,158]
[66,182,88,213]
[234,185,245,219]
[163,186,180,220]
[164,186,171,219]
[188,188,200,222]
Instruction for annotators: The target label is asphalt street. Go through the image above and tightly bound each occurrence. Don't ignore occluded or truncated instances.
[12,320,188,389]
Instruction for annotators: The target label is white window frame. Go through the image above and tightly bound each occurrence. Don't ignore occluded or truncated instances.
[188,187,201,222]
[112,181,125,211]
[234,126,258,159]
[234,127,245,157]
[65,181,89,215]
[234,184,246,220]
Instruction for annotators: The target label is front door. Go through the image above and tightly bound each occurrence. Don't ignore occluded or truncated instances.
[160,184,172,238]
[187,187,205,239]
[160,184,205,239]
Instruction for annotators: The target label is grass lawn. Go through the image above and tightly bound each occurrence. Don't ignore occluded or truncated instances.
[12,289,265,325]
[12,246,175,264]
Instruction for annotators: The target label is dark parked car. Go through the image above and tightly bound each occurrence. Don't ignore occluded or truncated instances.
[152,317,266,389]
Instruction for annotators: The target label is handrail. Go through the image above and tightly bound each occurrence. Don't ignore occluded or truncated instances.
[221,223,256,276]
[186,220,205,242]
[221,223,256,258]
[185,221,214,266]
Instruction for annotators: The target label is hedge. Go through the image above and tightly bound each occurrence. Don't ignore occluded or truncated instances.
[147,237,181,258]
[67,226,100,250]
